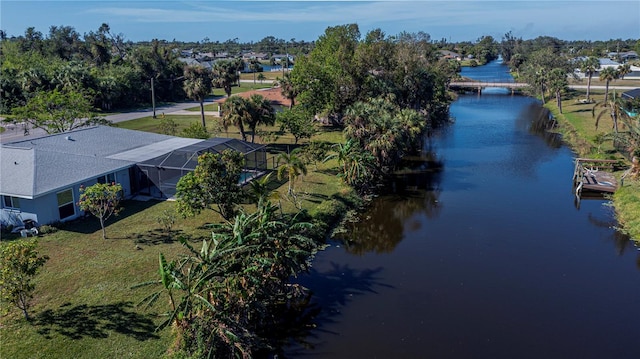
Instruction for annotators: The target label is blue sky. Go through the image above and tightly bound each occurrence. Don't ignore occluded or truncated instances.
[1,1,639,43]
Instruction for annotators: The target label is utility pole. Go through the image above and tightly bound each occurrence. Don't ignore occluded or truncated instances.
[151,77,156,119]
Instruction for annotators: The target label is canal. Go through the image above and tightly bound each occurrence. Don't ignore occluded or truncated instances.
[286,59,640,358]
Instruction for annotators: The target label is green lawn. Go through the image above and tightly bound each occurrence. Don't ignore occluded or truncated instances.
[115,114,221,135]
[546,91,640,240]
[0,122,352,358]
[240,71,282,82]
[212,82,274,98]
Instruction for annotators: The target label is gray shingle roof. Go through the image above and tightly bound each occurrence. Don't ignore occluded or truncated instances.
[0,126,195,198]
[622,88,640,100]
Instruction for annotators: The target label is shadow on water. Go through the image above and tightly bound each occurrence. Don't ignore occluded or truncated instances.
[523,104,564,148]
[33,301,159,341]
[335,146,444,255]
[284,262,391,357]
[586,209,640,259]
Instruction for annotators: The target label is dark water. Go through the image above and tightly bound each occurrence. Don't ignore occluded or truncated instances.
[287,60,640,358]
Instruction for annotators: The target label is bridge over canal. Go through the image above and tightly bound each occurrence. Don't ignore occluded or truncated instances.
[449,81,529,94]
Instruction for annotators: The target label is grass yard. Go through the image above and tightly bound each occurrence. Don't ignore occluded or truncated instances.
[212,82,274,98]
[240,71,282,82]
[0,119,352,358]
[545,90,640,240]
[0,200,215,358]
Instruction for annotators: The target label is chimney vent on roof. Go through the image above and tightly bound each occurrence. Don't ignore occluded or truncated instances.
[65,136,74,141]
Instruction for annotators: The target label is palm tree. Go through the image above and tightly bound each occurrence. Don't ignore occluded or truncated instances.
[183,65,213,129]
[617,63,631,79]
[580,56,600,102]
[548,68,568,114]
[276,150,307,196]
[324,140,376,188]
[599,66,619,102]
[257,73,266,84]
[248,59,261,84]
[247,172,274,205]
[221,96,249,141]
[212,60,240,98]
[246,94,276,143]
[278,73,299,109]
[534,66,548,104]
[592,91,630,133]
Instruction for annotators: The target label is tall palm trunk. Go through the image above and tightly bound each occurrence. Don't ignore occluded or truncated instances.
[586,74,592,101]
[556,90,563,114]
[200,101,206,129]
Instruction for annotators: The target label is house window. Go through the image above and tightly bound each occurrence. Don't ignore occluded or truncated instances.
[2,196,21,209]
[97,173,116,184]
[57,189,75,220]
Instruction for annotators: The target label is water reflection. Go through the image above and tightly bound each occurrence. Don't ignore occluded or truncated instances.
[287,262,390,356]
[521,103,564,149]
[336,150,444,255]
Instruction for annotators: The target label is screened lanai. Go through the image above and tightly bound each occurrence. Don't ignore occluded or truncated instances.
[135,138,267,198]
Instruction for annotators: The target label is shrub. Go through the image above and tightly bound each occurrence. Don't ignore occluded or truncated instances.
[181,123,209,139]
[156,209,176,236]
[37,225,58,235]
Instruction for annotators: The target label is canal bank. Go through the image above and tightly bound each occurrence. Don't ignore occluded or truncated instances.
[286,59,640,358]
[545,98,640,241]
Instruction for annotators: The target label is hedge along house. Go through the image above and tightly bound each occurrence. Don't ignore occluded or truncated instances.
[0,126,267,226]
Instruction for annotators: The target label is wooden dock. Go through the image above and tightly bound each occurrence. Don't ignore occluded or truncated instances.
[573,158,619,196]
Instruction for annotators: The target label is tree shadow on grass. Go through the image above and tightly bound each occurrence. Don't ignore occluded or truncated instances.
[55,200,164,235]
[129,229,200,246]
[33,301,159,341]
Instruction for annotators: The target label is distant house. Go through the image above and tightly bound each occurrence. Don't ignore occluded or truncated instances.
[271,54,294,63]
[181,49,195,58]
[607,51,639,62]
[243,52,269,61]
[214,52,231,60]
[177,57,200,67]
[0,126,267,226]
[196,52,216,61]
[573,57,640,79]
[439,50,462,61]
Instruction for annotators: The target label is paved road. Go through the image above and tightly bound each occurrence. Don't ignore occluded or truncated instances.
[569,85,638,90]
[2,83,636,144]
[0,100,208,144]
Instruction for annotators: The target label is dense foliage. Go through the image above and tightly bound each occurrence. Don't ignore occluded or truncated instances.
[9,89,110,133]
[1,24,186,113]
[136,202,320,358]
[291,24,453,192]
[175,151,245,221]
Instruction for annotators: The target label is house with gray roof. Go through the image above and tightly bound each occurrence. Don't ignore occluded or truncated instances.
[1,126,266,226]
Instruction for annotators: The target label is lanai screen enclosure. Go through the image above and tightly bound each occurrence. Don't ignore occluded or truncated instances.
[135,138,267,198]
